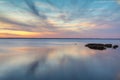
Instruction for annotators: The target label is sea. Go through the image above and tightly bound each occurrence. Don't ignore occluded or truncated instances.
[0,39,120,80]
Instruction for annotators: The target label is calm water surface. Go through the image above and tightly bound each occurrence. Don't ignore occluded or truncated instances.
[0,39,120,80]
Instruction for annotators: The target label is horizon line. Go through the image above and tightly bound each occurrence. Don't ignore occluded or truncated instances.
[0,38,120,40]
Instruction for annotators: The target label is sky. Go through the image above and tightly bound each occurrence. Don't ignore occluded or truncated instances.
[0,0,120,38]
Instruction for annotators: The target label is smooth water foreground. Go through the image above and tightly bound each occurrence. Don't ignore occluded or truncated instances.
[0,39,120,80]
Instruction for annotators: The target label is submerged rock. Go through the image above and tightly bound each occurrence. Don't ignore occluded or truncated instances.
[85,43,118,50]
[113,45,119,49]
[85,43,106,50]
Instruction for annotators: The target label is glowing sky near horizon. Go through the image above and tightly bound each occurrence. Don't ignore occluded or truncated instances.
[0,0,120,38]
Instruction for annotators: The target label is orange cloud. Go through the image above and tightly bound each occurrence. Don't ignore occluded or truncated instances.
[0,22,14,29]
[0,30,39,35]
[0,29,56,38]
[79,22,96,27]
[0,20,57,38]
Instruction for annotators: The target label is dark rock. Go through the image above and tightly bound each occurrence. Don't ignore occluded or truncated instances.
[85,43,104,47]
[87,46,106,50]
[85,43,119,50]
[104,44,112,48]
[113,45,119,49]
[85,43,106,50]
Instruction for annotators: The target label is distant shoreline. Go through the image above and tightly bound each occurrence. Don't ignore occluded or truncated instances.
[0,38,120,40]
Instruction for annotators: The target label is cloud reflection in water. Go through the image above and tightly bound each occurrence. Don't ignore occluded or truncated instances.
[0,43,120,80]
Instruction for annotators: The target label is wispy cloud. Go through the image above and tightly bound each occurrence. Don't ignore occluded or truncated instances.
[0,0,120,38]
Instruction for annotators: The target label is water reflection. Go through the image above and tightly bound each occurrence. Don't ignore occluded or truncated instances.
[0,40,120,80]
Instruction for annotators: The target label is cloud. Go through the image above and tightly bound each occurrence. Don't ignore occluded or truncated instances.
[117,0,120,4]
[24,0,39,16]
[0,0,120,38]
[24,0,47,20]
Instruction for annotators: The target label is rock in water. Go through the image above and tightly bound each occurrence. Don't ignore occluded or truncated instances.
[113,45,119,49]
[85,43,119,50]
[85,43,106,50]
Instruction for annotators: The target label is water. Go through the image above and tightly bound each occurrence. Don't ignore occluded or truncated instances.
[0,39,120,80]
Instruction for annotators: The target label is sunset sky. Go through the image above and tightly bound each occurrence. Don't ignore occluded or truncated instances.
[0,0,120,38]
